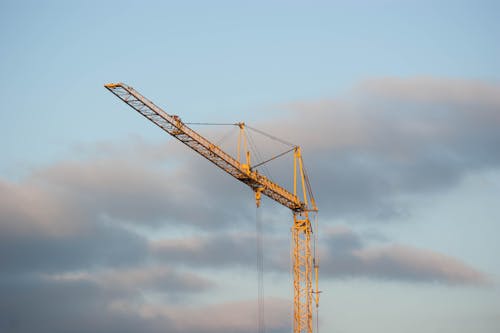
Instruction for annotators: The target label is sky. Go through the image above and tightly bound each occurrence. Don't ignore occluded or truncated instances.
[1,1,499,332]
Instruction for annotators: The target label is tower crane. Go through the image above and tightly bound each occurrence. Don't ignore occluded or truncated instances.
[104,82,319,333]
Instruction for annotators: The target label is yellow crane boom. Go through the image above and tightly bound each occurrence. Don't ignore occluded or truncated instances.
[105,82,319,333]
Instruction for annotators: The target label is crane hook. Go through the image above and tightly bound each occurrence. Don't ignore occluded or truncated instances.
[255,187,264,208]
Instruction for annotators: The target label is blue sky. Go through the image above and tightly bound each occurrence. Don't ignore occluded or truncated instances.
[1,1,499,333]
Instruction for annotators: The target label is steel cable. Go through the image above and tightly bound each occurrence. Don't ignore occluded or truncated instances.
[256,206,265,333]
[246,124,295,147]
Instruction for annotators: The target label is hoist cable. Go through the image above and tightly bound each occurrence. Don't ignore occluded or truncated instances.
[256,206,265,333]
[316,305,320,333]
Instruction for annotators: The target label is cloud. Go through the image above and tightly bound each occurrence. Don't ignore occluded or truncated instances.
[169,298,290,333]
[151,233,279,269]
[0,150,286,333]
[0,222,148,275]
[319,227,490,285]
[1,76,497,333]
[0,178,80,237]
[0,273,287,333]
[124,298,291,333]
[23,76,498,224]
[44,265,213,295]
[0,276,161,333]
[0,145,255,242]
[151,226,489,286]
[359,76,500,106]
[254,77,500,219]
[353,245,489,285]
[0,176,150,274]
[32,156,254,230]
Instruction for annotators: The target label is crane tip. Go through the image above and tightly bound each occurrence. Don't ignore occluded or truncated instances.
[104,83,122,88]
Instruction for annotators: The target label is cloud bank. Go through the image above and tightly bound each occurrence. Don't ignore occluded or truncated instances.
[261,77,500,219]
[1,76,497,332]
[319,227,489,285]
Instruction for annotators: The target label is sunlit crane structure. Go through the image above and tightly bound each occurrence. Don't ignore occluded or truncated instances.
[104,82,319,333]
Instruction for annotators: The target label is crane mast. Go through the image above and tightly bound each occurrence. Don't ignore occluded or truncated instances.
[105,82,319,333]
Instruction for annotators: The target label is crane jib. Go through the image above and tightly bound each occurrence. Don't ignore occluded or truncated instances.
[104,82,306,212]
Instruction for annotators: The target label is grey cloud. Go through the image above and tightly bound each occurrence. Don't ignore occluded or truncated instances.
[0,178,149,274]
[320,227,490,285]
[43,266,213,296]
[104,266,212,294]
[32,157,253,230]
[1,76,496,333]
[353,245,489,285]
[151,232,289,271]
[359,76,500,106]
[151,226,489,285]
[5,77,499,228]
[0,274,285,333]
[0,276,167,333]
[0,154,265,333]
[0,170,214,291]
[0,223,148,274]
[0,171,217,332]
[152,234,256,267]
[257,77,500,219]
[166,298,290,333]
[161,77,500,221]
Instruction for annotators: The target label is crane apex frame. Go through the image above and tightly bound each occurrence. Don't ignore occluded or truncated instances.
[104,82,319,333]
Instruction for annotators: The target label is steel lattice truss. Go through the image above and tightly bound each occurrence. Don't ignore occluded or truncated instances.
[293,214,313,333]
[105,83,306,212]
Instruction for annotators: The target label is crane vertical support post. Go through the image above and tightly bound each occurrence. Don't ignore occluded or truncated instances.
[297,148,309,208]
[294,148,298,197]
[292,145,315,333]
[237,123,242,163]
